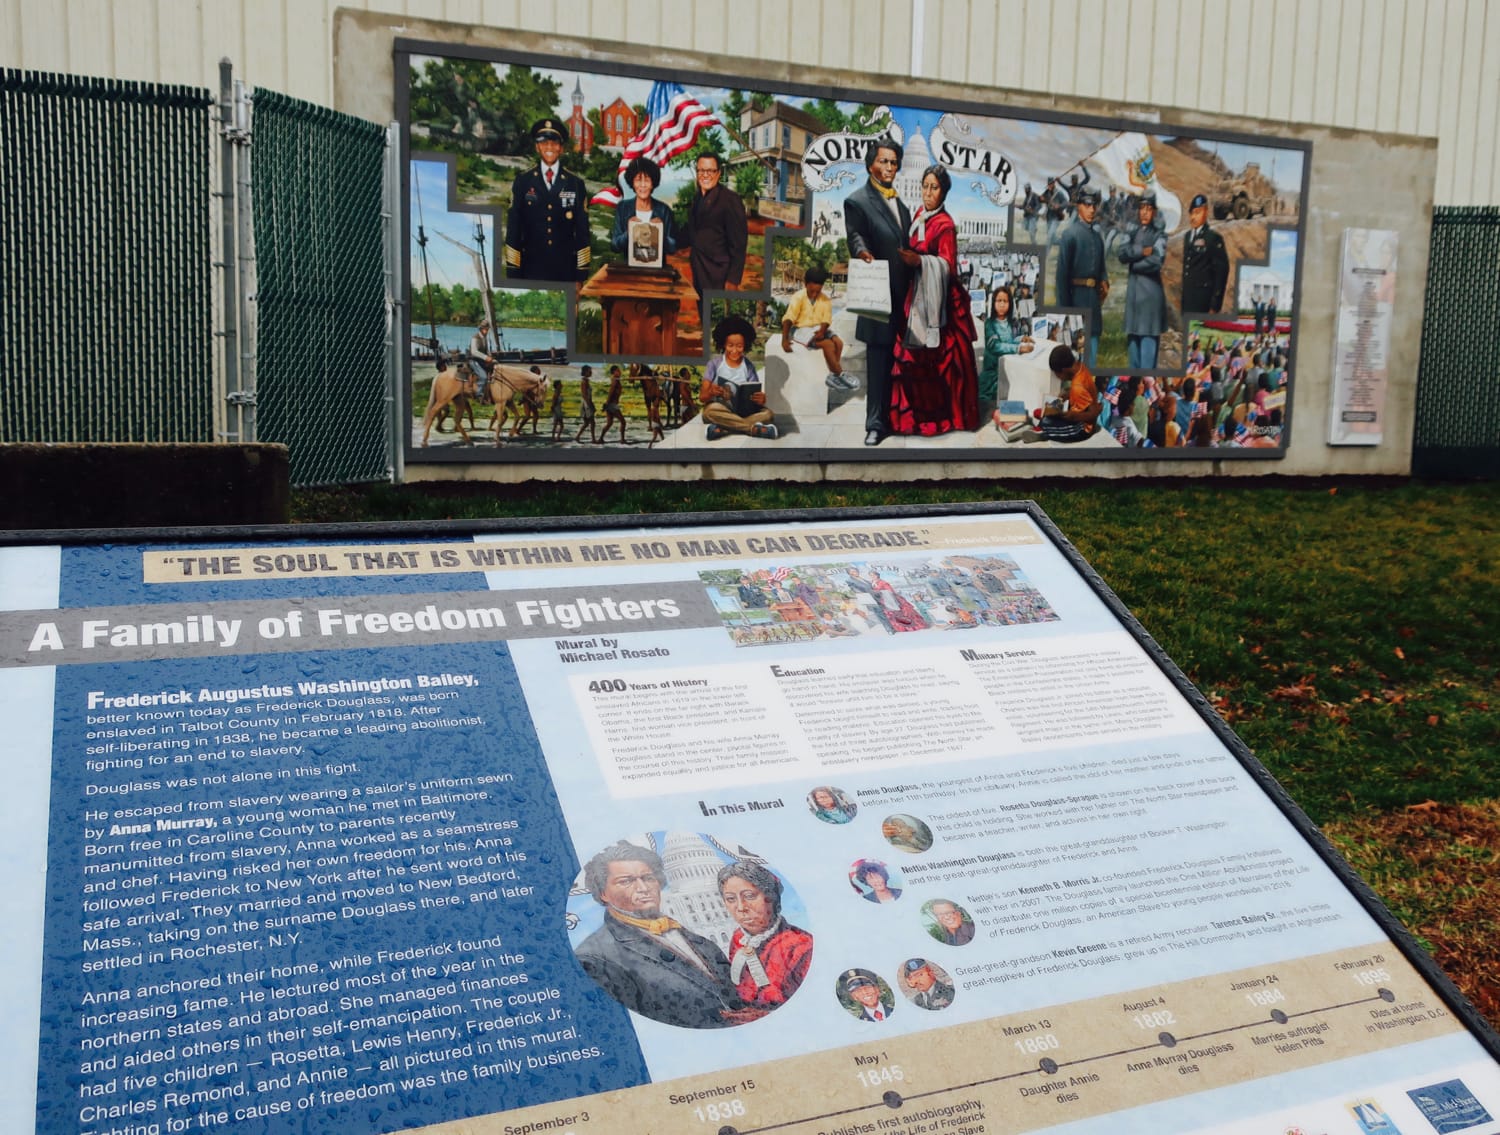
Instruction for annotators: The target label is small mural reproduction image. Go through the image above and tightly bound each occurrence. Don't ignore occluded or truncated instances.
[699,554,1057,647]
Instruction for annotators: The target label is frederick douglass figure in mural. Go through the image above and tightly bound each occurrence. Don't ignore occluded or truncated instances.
[844,138,916,446]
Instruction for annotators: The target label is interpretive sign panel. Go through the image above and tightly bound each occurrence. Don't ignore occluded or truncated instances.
[2,506,1497,1135]
[1329,228,1398,446]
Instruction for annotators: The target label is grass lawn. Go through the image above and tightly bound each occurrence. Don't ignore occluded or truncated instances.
[291,478,1500,1022]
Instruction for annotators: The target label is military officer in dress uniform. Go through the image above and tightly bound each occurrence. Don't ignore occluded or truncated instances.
[504,118,591,282]
[1180,193,1230,313]
[1054,186,1106,367]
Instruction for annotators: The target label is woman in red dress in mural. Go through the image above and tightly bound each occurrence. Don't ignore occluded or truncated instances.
[869,570,928,632]
[890,165,979,435]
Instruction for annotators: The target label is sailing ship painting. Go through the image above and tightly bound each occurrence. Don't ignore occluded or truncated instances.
[410,159,568,368]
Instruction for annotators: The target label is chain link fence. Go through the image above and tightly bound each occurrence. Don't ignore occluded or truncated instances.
[1414,207,1500,479]
[0,70,213,443]
[250,89,389,487]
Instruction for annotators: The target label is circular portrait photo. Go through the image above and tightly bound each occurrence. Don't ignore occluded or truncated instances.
[882,813,934,853]
[922,898,976,946]
[567,832,812,1029]
[807,785,857,825]
[898,957,955,1011]
[836,967,896,1023]
[849,857,905,904]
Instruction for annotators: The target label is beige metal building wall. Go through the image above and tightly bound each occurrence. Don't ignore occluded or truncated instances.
[2,0,1496,203]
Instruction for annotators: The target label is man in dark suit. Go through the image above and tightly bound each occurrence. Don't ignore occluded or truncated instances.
[574,841,741,1029]
[844,138,917,446]
[1180,192,1229,313]
[503,117,591,282]
[928,900,976,946]
[685,153,747,298]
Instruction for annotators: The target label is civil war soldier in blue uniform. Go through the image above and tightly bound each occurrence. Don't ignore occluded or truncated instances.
[1020,182,1042,243]
[504,117,592,282]
[1054,187,1106,367]
[1119,193,1167,369]
[1043,177,1068,245]
[1101,186,1124,252]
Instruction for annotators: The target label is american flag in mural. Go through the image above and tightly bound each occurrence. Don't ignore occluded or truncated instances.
[589,80,721,207]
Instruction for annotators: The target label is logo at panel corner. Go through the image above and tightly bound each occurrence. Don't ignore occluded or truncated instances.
[1406,1080,1493,1134]
[1348,1098,1402,1135]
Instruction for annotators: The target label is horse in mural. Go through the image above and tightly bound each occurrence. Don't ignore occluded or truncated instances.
[420,361,480,447]
[487,364,552,442]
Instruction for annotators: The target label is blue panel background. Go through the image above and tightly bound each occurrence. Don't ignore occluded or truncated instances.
[39,545,649,1134]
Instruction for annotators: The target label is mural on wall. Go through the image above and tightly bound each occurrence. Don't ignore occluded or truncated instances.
[400,46,1309,460]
